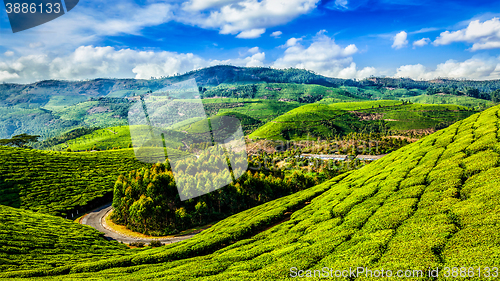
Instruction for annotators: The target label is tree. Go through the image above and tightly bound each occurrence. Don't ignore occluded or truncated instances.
[465,87,480,98]
[129,195,154,234]
[491,89,500,103]
[0,134,40,147]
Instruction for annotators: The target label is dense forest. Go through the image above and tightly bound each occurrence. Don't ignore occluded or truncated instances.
[111,162,320,235]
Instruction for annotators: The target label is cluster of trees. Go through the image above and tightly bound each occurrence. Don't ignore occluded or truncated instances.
[0,134,40,148]
[247,149,367,182]
[111,161,320,235]
[425,86,500,102]
[87,97,134,118]
[360,77,500,93]
[491,89,500,102]
[202,85,257,100]
[292,132,411,156]
[202,102,246,116]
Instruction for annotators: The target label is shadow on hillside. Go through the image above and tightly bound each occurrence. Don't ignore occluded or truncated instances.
[0,177,21,208]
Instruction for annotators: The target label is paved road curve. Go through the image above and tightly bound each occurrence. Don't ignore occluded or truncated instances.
[81,203,198,244]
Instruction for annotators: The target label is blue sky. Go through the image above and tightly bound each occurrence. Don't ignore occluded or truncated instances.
[0,0,499,83]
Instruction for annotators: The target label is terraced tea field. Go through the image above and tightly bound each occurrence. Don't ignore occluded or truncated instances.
[0,205,132,276]
[250,100,476,140]
[2,103,499,280]
[0,147,151,216]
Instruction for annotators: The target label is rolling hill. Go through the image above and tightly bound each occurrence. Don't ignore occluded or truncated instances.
[0,147,152,216]
[402,94,495,109]
[2,102,500,280]
[0,204,132,277]
[2,65,498,141]
[202,82,362,102]
[249,100,477,140]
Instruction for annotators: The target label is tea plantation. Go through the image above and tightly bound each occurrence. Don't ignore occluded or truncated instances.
[0,147,151,216]
[249,100,476,140]
[0,205,132,277]
[403,94,494,110]
[3,103,499,280]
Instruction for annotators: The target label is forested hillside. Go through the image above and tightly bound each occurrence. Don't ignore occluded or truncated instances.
[1,65,499,140]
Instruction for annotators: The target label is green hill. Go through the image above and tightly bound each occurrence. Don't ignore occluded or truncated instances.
[208,99,302,123]
[249,101,476,140]
[402,94,495,109]
[5,103,500,280]
[50,126,135,151]
[0,147,151,216]
[0,205,132,277]
[49,125,189,152]
[2,65,500,140]
[179,111,261,135]
[202,82,363,102]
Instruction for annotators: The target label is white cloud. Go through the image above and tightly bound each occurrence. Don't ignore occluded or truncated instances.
[270,31,283,38]
[183,0,239,11]
[4,51,14,57]
[217,52,266,67]
[337,62,378,79]
[409,27,439,34]
[285,38,303,47]
[0,0,173,55]
[394,56,500,80]
[236,28,266,39]
[434,17,500,51]
[178,0,320,37]
[1,0,318,61]
[392,31,408,49]
[0,45,267,83]
[247,47,260,54]
[0,71,20,81]
[413,38,430,48]
[326,0,369,10]
[29,42,45,49]
[273,32,376,79]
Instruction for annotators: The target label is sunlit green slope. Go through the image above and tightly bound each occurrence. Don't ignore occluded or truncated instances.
[0,205,131,278]
[402,94,495,110]
[11,104,500,280]
[0,147,151,216]
[249,100,476,140]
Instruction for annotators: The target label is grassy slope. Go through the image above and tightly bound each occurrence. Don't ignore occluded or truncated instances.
[0,205,132,277]
[0,171,352,279]
[0,147,151,216]
[205,82,362,102]
[216,99,301,123]
[49,99,296,151]
[248,100,400,140]
[403,94,495,109]
[180,111,262,135]
[249,101,476,140]
[51,126,134,151]
[375,103,476,131]
[9,104,500,280]
[51,125,187,152]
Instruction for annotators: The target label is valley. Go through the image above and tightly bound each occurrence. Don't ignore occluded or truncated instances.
[0,66,499,280]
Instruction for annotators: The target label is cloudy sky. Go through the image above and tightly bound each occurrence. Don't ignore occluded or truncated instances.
[0,0,500,83]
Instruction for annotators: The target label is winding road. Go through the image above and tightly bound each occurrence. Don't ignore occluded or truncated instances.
[80,203,199,244]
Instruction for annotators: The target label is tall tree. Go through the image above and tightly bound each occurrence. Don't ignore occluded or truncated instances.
[0,134,40,147]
